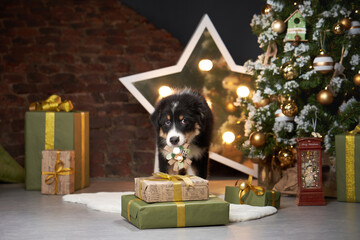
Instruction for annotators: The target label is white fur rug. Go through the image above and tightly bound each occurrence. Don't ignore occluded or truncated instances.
[62,192,277,223]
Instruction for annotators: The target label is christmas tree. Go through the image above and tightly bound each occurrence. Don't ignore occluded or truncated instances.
[236,1,360,176]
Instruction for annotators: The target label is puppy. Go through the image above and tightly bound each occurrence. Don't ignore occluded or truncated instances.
[150,89,213,179]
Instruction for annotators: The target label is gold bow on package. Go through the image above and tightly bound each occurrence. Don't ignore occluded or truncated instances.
[235,175,265,204]
[41,150,75,195]
[134,172,209,203]
[29,95,74,112]
[225,175,281,208]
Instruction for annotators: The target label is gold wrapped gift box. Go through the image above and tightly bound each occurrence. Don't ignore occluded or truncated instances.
[41,150,75,195]
[135,173,209,203]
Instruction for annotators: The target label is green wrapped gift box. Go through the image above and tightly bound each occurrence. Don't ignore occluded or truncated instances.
[121,194,229,229]
[225,186,281,209]
[25,111,89,191]
[335,133,360,202]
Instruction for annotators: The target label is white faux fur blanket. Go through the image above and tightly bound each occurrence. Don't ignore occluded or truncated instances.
[62,192,277,223]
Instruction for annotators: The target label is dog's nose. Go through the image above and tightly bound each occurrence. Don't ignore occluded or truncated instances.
[170,136,180,145]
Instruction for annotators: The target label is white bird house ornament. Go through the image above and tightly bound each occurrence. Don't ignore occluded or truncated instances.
[284,9,307,42]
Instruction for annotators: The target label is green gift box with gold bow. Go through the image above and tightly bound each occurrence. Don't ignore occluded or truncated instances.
[224,176,281,209]
[335,125,360,202]
[122,194,229,229]
[25,95,89,191]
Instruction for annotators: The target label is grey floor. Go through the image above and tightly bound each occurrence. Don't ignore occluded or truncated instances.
[1,181,360,240]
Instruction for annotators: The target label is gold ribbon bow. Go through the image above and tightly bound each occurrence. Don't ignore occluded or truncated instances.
[29,95,74,112]
[235,175,265,204]
[348,125,360,135]
[138,172,194,202]
[42,151,73,194]
[152,172,194,188]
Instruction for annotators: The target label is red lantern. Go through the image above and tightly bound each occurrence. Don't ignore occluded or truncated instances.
[295,138,326,206]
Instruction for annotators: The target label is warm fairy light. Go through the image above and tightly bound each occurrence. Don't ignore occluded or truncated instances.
[222,131,235,144]
[198,59,213,71]
[206,98,213,109]
[237,86,250,98]
[158,86,173,98]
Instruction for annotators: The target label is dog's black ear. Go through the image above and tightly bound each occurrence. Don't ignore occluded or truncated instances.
[150,108,160,127]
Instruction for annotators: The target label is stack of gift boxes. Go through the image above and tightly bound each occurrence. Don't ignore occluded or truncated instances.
[25,95,90,194]
[122,173,229,229]
[121,172,281,229]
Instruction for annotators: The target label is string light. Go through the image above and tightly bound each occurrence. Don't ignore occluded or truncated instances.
[236,86,250,98]
[222,131,235,144]
[158,86,173,98]
[198,59,213,71]
[206,98,213,109]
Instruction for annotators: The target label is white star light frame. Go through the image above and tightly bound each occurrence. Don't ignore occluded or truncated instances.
[119,14,258,177]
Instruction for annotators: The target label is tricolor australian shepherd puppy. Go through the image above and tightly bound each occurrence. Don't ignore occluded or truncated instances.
[150,89,213,179]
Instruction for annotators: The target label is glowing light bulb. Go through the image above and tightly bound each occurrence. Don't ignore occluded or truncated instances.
[158,86,173,98]
[222,131,235,144]
[198,59,213,71]
[237,86,250,98]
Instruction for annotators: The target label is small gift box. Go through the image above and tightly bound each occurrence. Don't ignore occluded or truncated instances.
[122,194,229,229]
[25,95,89,191]
[135,172,209,203]
[41,150,75,195]
[336,125,360,202]
[225,175,281,209]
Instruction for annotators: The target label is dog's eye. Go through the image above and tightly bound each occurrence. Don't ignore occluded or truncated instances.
[181,119,187,125]
[165,120,171,126]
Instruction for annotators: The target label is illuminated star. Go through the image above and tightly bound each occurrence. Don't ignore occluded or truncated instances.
[119,14,257,177]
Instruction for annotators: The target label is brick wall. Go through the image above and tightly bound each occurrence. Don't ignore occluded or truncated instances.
[0,0,183,178]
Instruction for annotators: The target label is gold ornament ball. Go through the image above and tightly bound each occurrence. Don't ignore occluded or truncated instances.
[254,97,270,108]
[281,62,298,80]
[354,73,360,86]
[332,22,346,34]
[340,18,352,30]
[239,182,247,190]
[317,89,334,105]
[281,99,298,117]
[261,4,271,14]
[250,132,266,148]
[278,147,293,168]
[271,19,286,33]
